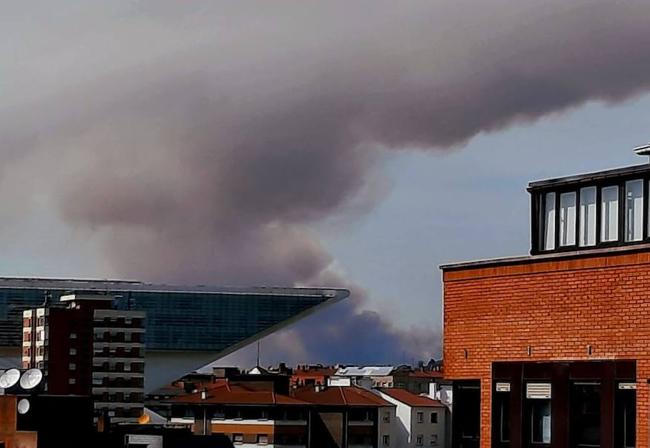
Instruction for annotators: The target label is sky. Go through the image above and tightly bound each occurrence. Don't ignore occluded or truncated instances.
[1,0,650,366]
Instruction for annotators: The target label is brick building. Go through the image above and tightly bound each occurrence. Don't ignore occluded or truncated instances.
[0,395,37,448]
[22,293,145,424]
[442,154,650,448]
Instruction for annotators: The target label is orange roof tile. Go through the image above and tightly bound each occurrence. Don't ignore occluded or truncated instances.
[379,388,445,407]
[407,370,444,379]
[169,382,308,406]
[292,386,393,407]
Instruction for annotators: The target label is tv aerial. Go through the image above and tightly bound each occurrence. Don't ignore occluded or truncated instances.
[0,369,21,389]
[20,368,43,390]
[17,398,30,415]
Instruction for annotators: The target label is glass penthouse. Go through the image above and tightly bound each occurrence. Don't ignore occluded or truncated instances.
[0,277,348,390]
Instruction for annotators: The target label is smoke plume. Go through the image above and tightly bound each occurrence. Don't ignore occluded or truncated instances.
[2,0,650,363]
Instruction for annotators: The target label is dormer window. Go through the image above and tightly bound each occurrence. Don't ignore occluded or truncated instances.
[529,162,650,254]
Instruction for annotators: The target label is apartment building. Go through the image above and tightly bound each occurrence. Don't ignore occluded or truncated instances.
[376,388,447,448]
[22,293,145,424]
[166,374,396,448]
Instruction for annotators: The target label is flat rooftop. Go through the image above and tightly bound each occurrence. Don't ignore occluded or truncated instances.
[440,241,650,271]
[527,163,650,191]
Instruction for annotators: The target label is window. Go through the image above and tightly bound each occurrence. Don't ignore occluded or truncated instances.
[530,400,551,444]
[615,385,636,448]
[559,192,576,246]
[625,179,644,242]
[430,412,438,423]
[579,186,597,246]
[68,378,76,385]
[497,392,511,443]
[601,186,619,242]
[257,434,268,445]
[417,411,424,423]
[70,333,77,339]
[543,192,556,250]
[430,434,438,446]
[383,435,390,446]
[416,435,424,446]
[571,382,600,448]
[233,434,244,444]
[69,363,76,371]
[69,348,77,356]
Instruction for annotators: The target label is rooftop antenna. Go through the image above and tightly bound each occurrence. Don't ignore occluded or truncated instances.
[634,143,650,162]
[256,341,261,367]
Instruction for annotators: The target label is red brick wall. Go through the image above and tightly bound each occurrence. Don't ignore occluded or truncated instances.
[443,250,650,448]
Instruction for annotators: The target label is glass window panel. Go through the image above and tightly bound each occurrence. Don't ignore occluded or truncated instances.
[625,179,643,242]
[543,192,556,250]
[579,187,596,247]
[530,400,551,444]
[571,383,601,448]
[560,192,576,246]
[601,186,619,242]
[615,387,636,448]
[499,396,510,443]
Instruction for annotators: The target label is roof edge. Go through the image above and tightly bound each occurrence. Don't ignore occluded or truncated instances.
[527,163,650,191]
[440,242,650,271]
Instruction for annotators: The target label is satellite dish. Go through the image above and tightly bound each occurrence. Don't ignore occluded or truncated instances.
[17,398,30,414]
[0,369,20,389]
[20,369,43,390]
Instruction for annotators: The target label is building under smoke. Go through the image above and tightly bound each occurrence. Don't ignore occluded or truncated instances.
[0,277,348,391]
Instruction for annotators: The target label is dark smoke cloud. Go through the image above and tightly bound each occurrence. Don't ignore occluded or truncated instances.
[2,0,650,363]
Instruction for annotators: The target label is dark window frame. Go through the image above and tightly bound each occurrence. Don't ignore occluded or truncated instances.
[531,173,650,255]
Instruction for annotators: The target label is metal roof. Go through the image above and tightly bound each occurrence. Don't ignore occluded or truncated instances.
[527,163,650,191]
[335,366,394,377]
[0,276,348,299]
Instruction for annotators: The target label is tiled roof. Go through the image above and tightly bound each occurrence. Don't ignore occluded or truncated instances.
[405,370,443,379]
[293,386,393,407]
[168,381,308,406]
[292,368,337,377]
[378,388,445,408]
